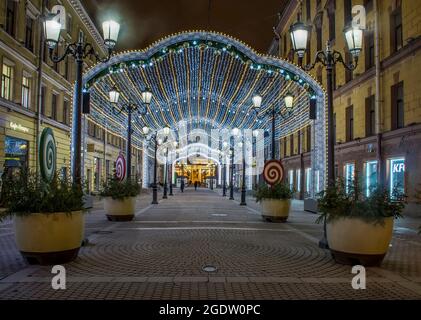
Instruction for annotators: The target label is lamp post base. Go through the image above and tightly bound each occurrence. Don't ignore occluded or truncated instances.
[152,185,158,205]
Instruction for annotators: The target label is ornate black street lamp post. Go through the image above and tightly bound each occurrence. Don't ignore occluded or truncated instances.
[109,88,152,181]
[289,19,364,248]
[141,127,168,204]
[44,17,120,187]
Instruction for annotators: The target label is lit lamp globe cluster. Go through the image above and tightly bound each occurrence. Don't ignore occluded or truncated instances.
[44,16,120,51]
[289,21,363,60]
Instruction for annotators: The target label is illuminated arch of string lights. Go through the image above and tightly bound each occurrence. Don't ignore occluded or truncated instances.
[83,31,326,192]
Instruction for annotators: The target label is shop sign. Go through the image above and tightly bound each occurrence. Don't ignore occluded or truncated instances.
[392,162,405,174]
[10,122,29,133]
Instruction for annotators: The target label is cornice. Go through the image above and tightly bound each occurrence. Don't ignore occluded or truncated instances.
[67,0,107,55]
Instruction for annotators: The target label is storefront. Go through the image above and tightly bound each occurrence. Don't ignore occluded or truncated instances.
[4,135,29,175]
[388,157,405,198]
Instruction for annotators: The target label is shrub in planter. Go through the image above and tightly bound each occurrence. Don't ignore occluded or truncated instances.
[255,182,294,222]
[1,170,85,265]
[101,176,141,221]
[317,178,406,266]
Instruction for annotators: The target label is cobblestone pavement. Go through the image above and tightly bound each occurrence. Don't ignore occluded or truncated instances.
[1,188,421,300]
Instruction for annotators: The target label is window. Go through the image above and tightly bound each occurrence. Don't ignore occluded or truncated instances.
[283,137,287,158]
[389,158,405,198]
[346,105,354,142]
[64,57,70,80]
[21,76,30,108]
[25,16,34,52]
[66,14,72,34]
[289,170,294,191]
[106,160,111,179]
[40,86,46,115]
[316,26,322,52]
[365,32,375,70]
[328,1,336,41]
[306,0,311,21]
[364,0,373,12]
[365,161,378,197]
[390,5,403,54]
[306,35,312,66]
[1,64,13,100]
[317,66,323,84]
[344,0,353,26]
[5,0,16,37]
[345,163,355,194]
[296,169,301,192]
[306,125,311,152]
[345,52,353,83]
[391,81,404,130]
[305,168,312,195]
[5,136,29,169]
[365,95,376,137]
[51,94,58,120]
[315,170,320,194]
[290,134,294,156]
[297,129,302,154]
[63,100,69,125]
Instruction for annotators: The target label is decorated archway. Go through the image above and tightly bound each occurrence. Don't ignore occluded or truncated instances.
[81,31,326,195]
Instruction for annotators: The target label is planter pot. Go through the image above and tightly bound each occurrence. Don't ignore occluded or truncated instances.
[260,199,291,223]
[104,197,136,221]
[327,217,394,266]
[14,211,84,265]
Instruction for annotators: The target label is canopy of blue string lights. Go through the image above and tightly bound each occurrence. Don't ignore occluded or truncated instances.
[82,31,325,152]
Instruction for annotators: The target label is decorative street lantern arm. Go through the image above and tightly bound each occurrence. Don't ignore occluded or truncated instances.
[302,49,359,72]
[48,42,112,64]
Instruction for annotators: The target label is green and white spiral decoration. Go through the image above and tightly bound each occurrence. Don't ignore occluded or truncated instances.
[39,128,57,182]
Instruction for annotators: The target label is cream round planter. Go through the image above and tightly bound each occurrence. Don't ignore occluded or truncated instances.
[327,216,394,266]
[260,199,291,223]
[14,211,84,265]
[103,197,136,221]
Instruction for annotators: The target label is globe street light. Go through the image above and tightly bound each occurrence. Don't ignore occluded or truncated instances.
[290,20,363,249]
[44,16,120,187]
[109,87,151,181]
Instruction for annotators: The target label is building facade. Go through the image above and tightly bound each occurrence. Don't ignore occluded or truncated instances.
[0,0,142,193]
[269,0,421,216]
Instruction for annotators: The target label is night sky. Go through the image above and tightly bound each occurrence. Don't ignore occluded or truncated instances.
[82,0,287,53]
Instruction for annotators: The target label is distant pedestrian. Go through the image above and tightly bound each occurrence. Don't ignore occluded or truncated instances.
[180,180,185,193]
[194,181,198,190]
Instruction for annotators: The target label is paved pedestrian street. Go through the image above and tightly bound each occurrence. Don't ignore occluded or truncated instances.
[1,188,421,300]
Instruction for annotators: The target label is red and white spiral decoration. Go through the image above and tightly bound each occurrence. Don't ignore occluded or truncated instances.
[115,153,126,181]
[263,160,284,186]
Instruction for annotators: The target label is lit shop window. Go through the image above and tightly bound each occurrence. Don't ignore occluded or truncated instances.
[315,170,320,194]
[289,170,294,191]
[305,168,312,195]
[390,158,405,198]
[345,163,355,194]
[296,169,301,192]
[365,161,378,197]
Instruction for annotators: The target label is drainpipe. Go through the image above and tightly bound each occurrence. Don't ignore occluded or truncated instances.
[374,0,383,187]
[35,0,46,177]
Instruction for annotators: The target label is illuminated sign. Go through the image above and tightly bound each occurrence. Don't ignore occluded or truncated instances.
[392,162,405,174]
[10,122,29,133]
